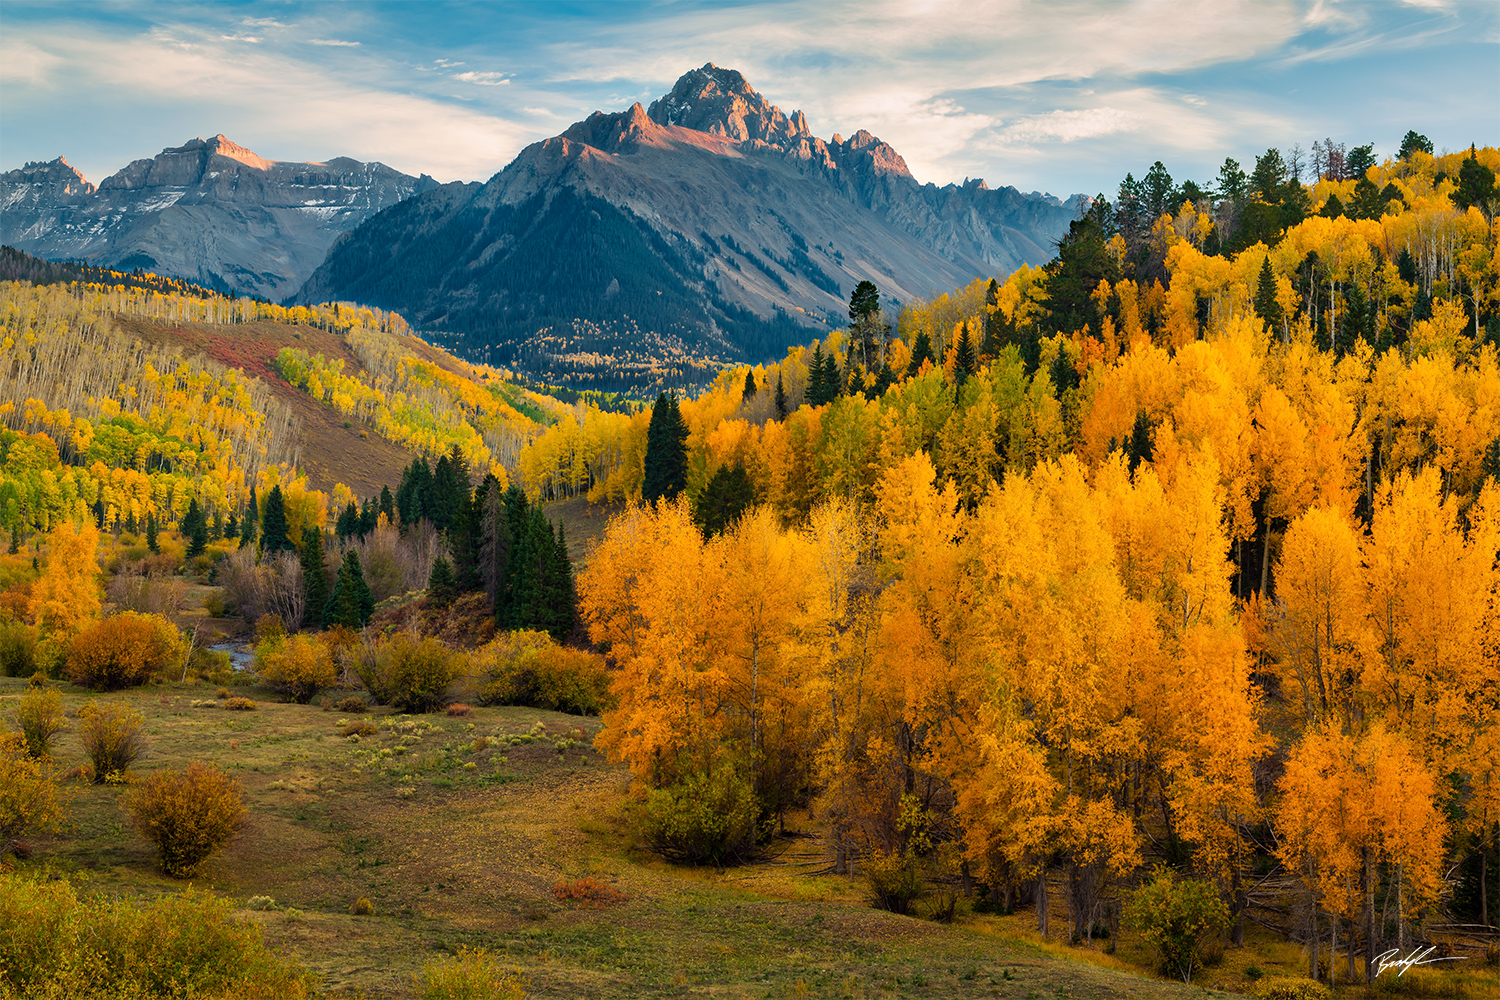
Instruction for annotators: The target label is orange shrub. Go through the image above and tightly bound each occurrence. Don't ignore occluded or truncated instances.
[125,761,246,877]
[254,634,336,703]
[67,612,185,690]
[552,876,627,906]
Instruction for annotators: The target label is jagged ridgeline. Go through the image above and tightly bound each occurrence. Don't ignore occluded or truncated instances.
[299,64,1081,393]
[0,249,570,537]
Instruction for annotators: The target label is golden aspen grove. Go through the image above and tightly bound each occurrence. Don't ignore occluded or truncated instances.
[0,137,1497,999]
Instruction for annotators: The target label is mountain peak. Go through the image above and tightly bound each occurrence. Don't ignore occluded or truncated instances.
[648,63,811,145]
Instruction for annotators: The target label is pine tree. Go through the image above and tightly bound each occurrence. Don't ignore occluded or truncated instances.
[775,373,788,419]
[1254,255,1284,340]
[359,498,377,536]
[868,361,896,399]
[427,556,457,609]
[450,476,481,593]
[260,486,292,555]
[643,391,689,504]
[807,344,827,405]
[325,550,374,628]
[336,501,360,542]
[183,498,208,558]
[126,509,139,535]
[552,523,575,640]
[93,483,105,531]
[224,509,236,540]
[300,527,329,630]
[477,475,512,607]
[146,511,159,554]
[907,330,936,378]
[239,488,258,550]
[953,323,977,386]
[693,463,757,537]
[211,510,223,541]
[742,369,758,400]
[379,485,395,526]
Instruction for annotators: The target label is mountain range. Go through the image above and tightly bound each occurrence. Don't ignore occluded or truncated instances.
[300,64,1084,389]
[0,135,437,300]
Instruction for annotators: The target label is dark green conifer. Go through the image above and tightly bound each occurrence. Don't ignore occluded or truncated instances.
[325,550,374,628]
[643,391,689,504]
[774,373,787,419]
[300,527,329,630]
[336,501,360,542]
[477,475,512,606]
[907,330,936,378]
[953,323,977,386]
[379,485,395,526]
[260,485,292,555]
[693,463,757,538]
[1254,255,1283,340]
[742,369,757,400]
[183,498,208,558]
[146,511,159,554]
[427,556,457,609]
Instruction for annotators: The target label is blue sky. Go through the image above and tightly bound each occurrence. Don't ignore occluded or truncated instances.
[2,1,1496,199]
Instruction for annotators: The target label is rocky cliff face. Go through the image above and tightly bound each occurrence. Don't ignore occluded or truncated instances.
[300,64,1083,389]
[1,136,437,300]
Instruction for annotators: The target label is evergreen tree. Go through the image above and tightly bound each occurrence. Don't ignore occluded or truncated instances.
[260,486,293,555]
[300,527,329,630]
[211,510,223,541]
[807,344,827,405]
[325,550,374,628]
[239,488,258,550]
[982,279,1006,359]
[427,556,457,609]
[336,501,360,542]
[430,447,469,532]
[93,483,105,531]
[867,361,896,399]
[1254,255,1284,339]
[477,474,512,606]
[359,498,377,536]
[126,509,139,535]
[742,369,757,400]
[907,330,936,378]
[450,473,481,594]
[552,523,575,640]
[1454,147,1497,217]
[146,511,159,554]
[953,323,977,386]
[509,511,573,640]
[693,463,757,538]
[1320,193,1346,219]
[1397,130,1433,161]
[774,372,788,419]
[643,392,689,504]
[1344,281,1374,350]
[183,498,208,558]
[379,485,395,526]
[848,279,883,371]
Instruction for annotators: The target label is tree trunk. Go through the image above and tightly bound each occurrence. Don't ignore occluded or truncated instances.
[1364,844,1376,983]
[1397,864,1406,952]
[1309,859,1319,980]
[1232,863,1246,947]
[1330,910,1337,985]
[1038,872,1049,937]
[1482,822,1490,928]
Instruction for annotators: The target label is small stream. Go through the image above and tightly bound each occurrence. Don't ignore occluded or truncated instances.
[209,641,254,673]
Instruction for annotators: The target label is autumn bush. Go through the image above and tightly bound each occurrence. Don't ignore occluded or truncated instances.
[0,871,318,998]
[358,633,464,713]
[255,632,337,702]
[1125,867,1230,984]
[126,761,247,877]
[1253,978,1332,1000]
[77,701,148,782]
[473,629,614,715]
[553,876,628,906]
[67,611,186,690]
[334,695,367,714]
[0,732,66,838]
[106,572,187,615]
[640,766,757,867]
[0,619,37,677]
[418,946,527,1000]
[13,686,67,758]
[864,849,925,916]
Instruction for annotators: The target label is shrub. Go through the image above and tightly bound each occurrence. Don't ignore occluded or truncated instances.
[473,630,614,715]
[641,766,757,866]
[0,733,66,838]
[78,701,148,782]
[0,871,317,998]
[255,633,336,703]
[0,619,37,677]
[358,634,464,713]
[553,876,627,906]
[446,702,473,717]
[864,849,924,915]
[13,686,67,758]
[68,612,186,690]
[126,761,247,877]
[106,573,187,615]
[340,719,378,738]
[246,895,277,911]
[350,896,375,915]
[418,946,527,1000]
[335,696,367,714]
[189,647,235,684]
[222,696,256,711]
[1254,977,1332,1000]
[1125,866,1231,984]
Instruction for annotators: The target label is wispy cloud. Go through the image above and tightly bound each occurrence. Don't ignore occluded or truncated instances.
[309,38,360,48]
[453,71,509,86]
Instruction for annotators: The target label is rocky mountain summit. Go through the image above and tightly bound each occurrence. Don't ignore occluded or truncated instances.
[1,136,437,299]
[302,64,1083,390]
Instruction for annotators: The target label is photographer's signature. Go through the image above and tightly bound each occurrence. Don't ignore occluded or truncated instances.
[1374,945,1464,977]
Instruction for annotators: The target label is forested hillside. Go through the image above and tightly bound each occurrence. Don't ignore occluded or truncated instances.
[537,138,1499,990]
